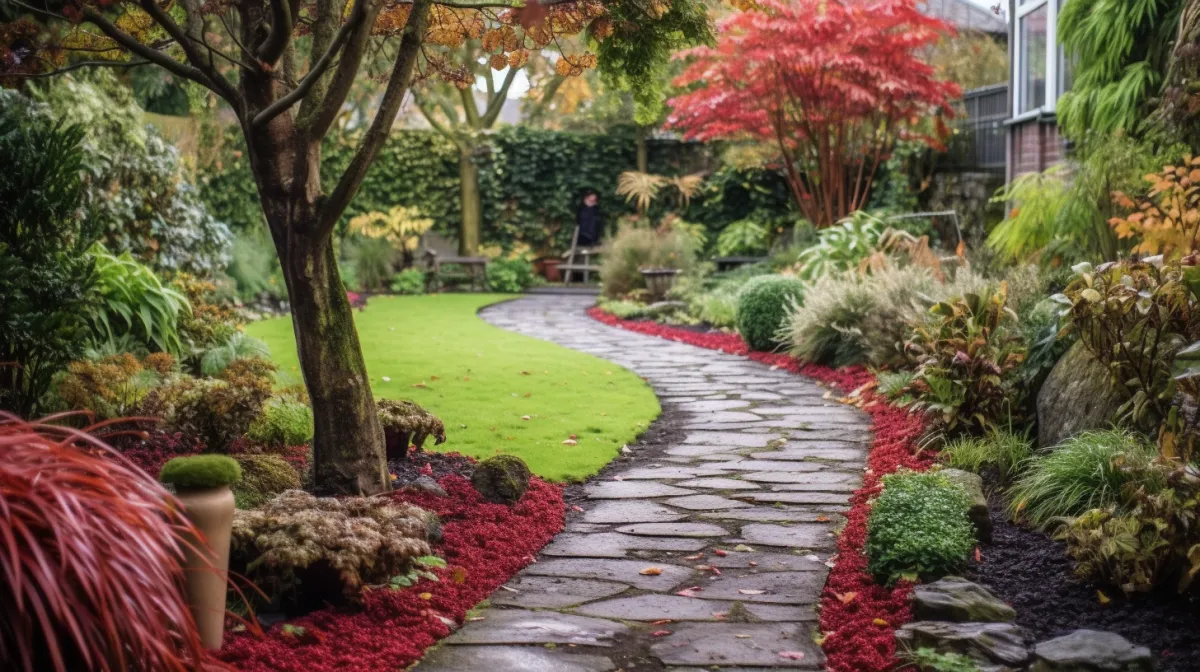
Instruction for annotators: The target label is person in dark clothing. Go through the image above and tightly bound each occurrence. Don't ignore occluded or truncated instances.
[576,190,603,246]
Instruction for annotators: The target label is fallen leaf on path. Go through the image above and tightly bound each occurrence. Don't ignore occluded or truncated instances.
[640,567,663,576]
[1098,590,1111,605]
[570,505,583,512]
[975,547,983,563]
[675,587,702,597]
[381,376,391,382]
[521,415,531,421]
[650,619,672,625]
[733,544,755,552]
[683,554,703,561]
[650,630,671,637]
[714,549,728,557]
[816,516,830,523]
[738,589,766,595]
[735,634,752,639]
[412,382,427,388]
[835,592,857,604]
[778,651,805,660]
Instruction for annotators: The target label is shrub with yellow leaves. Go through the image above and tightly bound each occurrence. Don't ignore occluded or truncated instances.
[1110,156,1200,258]
[348,205,435,269]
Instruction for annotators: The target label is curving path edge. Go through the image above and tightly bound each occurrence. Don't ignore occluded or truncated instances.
[415,295,873,671]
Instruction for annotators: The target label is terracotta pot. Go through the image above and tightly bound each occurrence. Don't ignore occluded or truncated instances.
[542,258,562,282]
[640,268,681,300]
[175,485,235,649]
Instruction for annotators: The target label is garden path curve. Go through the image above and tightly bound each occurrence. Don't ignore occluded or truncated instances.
[415,295,873,671]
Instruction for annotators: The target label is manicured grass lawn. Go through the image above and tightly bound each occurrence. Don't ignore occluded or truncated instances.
[245,294,659,481]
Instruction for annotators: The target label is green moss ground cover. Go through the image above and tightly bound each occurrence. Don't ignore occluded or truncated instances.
[246,294,659,481]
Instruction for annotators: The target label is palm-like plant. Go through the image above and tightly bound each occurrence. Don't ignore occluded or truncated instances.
[616,171,668,214]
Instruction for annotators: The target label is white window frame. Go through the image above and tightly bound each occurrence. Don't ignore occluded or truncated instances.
[1013,0,1059,118]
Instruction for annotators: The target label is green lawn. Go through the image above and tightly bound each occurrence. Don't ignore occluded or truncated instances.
[245,294,659,481]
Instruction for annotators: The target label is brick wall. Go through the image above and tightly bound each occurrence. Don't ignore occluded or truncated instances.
[1007,118,1063,181]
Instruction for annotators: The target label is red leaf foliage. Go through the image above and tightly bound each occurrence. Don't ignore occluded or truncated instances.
[666,0,960,227]
[0,414,215,672]
[219,474,564,670]
[587,308,935,671]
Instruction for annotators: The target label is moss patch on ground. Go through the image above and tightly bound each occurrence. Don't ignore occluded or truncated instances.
[246,294,659,481]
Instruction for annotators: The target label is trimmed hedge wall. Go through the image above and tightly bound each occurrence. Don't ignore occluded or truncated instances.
[198,124,795,253]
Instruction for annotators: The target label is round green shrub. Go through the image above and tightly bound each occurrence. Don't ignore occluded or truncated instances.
[159,454,242,489]
[865,470,975,584]
[735,275,806,352]
[233,454,302,509]
[471,454,532,505]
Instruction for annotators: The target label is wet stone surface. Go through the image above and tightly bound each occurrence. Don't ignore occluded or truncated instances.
[428,296,870,670]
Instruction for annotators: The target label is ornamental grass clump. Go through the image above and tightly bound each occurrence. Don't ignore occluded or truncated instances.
[247,396,314,447]
[865,470,975,584]
[941,429,1033,483]
[1009,429,1161,530]
[0,415,206,672]
[735,274,806,352]
[783,272,875,366]
[231,490,435,609]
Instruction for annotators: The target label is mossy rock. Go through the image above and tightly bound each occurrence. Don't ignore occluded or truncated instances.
[471,455,531,505]
[233,453,302,509]
[377,399,446,461]
[736,275,806,352]
[1037,342,1125,447]
[160,454,242,489]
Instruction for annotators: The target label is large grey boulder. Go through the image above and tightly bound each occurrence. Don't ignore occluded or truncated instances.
[895,621,1028,668]
[1037,342,1125,448]
[1031,630,1153,671]
[940,469,992,543]
[912,577,1016,623]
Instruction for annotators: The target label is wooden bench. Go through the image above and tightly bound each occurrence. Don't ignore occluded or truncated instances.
[561,226,604,285]
[420,232,488,292]
[712,255,769,272]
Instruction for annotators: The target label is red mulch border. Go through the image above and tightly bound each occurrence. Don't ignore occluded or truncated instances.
[587,307,933,671]
[217,474,564,671]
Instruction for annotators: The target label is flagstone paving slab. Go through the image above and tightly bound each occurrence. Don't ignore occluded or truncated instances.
[435,296,873,670]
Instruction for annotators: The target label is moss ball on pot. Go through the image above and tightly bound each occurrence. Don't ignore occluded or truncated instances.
[160,454,242,490]
[471,455,532,505]
[736,275,807,352]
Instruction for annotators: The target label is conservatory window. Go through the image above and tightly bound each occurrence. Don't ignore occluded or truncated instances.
[1018,3,1048,113]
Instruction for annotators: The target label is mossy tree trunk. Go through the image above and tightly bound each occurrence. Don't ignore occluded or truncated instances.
[459,146,482,256]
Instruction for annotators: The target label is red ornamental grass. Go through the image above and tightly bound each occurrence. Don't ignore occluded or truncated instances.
[0,413,215,672]
[589,308,934,671]
[219,474,564,671]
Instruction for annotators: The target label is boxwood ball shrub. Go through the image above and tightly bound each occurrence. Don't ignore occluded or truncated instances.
[159,454,242,489]
[865,470,975,583]
[736,275,806,352]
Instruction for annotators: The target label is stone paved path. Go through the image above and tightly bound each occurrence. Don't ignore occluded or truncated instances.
[415,296,872,671]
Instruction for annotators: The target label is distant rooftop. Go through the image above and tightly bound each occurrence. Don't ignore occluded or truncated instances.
[920,0,1007,35]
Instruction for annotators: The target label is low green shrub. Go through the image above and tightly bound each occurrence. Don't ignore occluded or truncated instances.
[160,454,242,488]
[865,470,975,583]
[141,357,276,451]
[1008,430,1160,529]
[792,210,885,282]
[199,332,270,377]
[54,353,171,419]
[233,453,302,509]
[248,397,315,447]
[342,236,394,292]
[390,269,426,295]
[735,275,806,352]
[940,429,1033,482]
[486,258,538,293]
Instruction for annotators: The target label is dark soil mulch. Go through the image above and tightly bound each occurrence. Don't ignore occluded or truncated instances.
[388,450,476,487]
[615,317,723,335]
[967,480,1200,672]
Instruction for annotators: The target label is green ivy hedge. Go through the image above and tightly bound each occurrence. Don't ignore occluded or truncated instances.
[197,125,796,254]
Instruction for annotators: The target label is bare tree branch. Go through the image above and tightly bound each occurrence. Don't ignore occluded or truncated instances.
[413,92,460,145]
[15,58,152,78]
[255,10,361,127]
[306,0,384,138]
[481,65,519,127]
[257,0,295,65]
[136,0,242,105]
[317,0,432,238]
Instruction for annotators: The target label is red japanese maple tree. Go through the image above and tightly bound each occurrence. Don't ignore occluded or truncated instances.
[667,0,960,227]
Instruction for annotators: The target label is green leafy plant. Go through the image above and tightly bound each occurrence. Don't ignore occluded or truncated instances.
[715,218,769,257]
[248,397,315,447]
[0,93,99,416]
[230,490,434,608]
[388,555,447,589]
[342,236,395,292]
[486,257,538,293]
[224,225,285,300]
[391,269,427,295]
[233,453,302,509]
[159,454,242,489]
[940,429,1033,483]
[141,358,276,451]
[901,647,982,672]
[792,211,885,282]
[1009,429,1160,529]
[865,470,976,584]
[735,275,806,352]
[88,243,191,356]
[1063,261,1200,457]
[899,287,1026,435]
[199,331,271,377]
[1058,462,1200,596]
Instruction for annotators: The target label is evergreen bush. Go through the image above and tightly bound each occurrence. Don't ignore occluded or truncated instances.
[735,275,806,352]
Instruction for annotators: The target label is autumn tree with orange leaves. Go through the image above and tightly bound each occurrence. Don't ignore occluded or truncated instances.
[667,0,960,228]
[0,0,711,495]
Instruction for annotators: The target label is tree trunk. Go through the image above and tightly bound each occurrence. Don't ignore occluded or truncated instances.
[459,147,482,256]
[278,228,389,495]
[636,126,649,173]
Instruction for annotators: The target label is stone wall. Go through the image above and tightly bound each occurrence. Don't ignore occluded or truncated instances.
[922,170,1007,248]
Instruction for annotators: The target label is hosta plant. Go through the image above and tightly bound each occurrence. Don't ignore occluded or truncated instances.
[1064,260,1200,458]
[899,286,1026,435]
[792,211,886,282]
[87,243,191,356]
[0,415,206,671]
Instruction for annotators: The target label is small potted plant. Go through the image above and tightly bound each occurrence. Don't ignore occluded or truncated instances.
[159,455,242,649]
